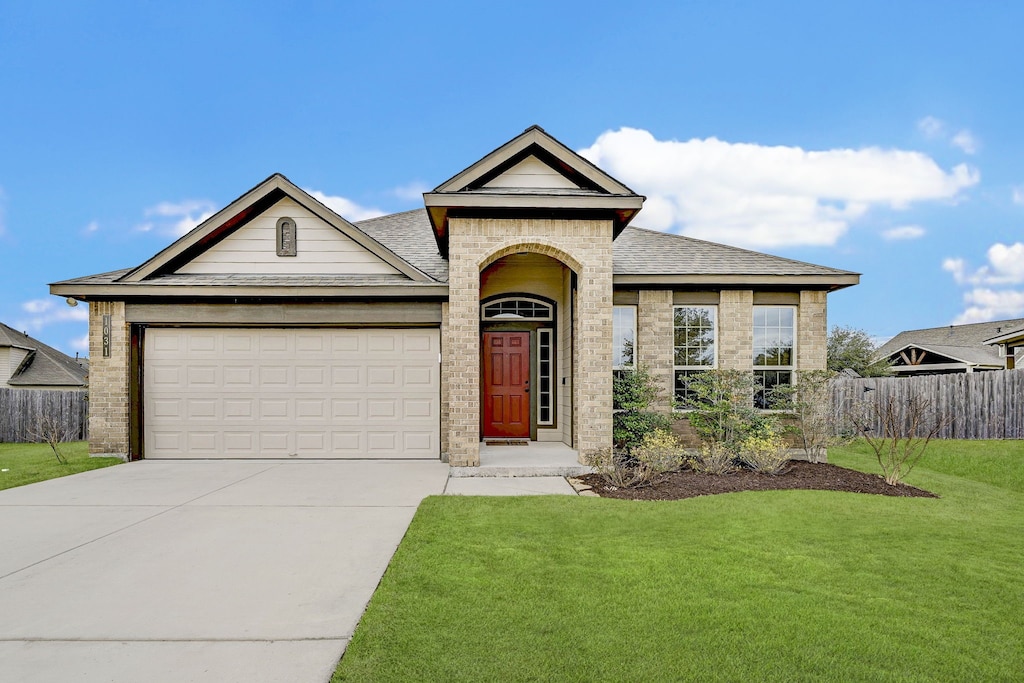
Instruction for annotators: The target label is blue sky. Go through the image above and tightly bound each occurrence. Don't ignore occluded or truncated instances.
[2,1,1023,355]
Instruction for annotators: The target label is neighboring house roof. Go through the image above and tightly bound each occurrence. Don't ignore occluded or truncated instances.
[984,325,1024,346]
[877,318,1024,371]
[0,322,88,388]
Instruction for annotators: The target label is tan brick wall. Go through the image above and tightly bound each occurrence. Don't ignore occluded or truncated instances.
[444,217,614,466]
[439,301,450,460]
[798,290,828,371]
[718,290,753,370]
[88,301,130,457]
[636,290,674,412]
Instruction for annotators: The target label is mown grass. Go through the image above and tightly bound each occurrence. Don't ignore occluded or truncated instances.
[334,440,1024,682]
[0,441,121,491]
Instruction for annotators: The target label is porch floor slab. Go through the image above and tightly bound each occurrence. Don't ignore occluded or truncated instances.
[449,442,594,478]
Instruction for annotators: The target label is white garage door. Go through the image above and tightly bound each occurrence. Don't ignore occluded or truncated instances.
[143,328,440,459]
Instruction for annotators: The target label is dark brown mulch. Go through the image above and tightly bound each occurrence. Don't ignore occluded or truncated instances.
[577,461,938,501]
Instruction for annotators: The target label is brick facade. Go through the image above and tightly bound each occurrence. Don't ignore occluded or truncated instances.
[798,289,828,371]
[636,290,674,412]
[718,289,754,370]
[443,217,614,466]
[88,301,130,457]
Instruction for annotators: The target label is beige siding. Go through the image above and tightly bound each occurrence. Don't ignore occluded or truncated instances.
[176,197,401,275]
[482,156,580,189]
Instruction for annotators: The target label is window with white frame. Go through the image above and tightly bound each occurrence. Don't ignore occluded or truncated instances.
[612,306,636,372]
[753,305,795,409]
[674,305,717,409]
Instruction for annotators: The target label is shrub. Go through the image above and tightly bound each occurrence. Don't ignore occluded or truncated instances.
[633,430,685,475]
[692,442,738,475]
[738,434,790,475]
[850,394,952,486]
[686,369,779,455]
[585,448,647,488]
[613,365,673,453]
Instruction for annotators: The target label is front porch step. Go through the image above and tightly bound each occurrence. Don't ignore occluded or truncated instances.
[449,464,595,478]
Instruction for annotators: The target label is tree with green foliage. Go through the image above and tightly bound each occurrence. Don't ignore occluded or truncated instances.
[612,364,673,452]
[827,325,891,377]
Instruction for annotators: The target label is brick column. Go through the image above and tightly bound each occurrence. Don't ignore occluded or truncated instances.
[445,228,481,467]
[637,290,674,412]
[798,290,828,371]
[88,301,130,457]
[572,258,614,459]
[718,290,753,370]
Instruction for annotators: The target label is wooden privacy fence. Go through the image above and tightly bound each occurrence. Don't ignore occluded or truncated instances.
[0,388,89,443]
[832,371,1024,440]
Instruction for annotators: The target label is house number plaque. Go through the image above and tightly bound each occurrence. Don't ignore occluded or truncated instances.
[276,217,297,256]
[102,314,111,357]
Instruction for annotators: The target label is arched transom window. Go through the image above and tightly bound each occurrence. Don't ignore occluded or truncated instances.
[481,297,554,321]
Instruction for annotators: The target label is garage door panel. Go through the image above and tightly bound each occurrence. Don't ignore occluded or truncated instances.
[144,328,439,459]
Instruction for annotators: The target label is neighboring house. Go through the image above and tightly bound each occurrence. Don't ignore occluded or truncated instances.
[50,126,858,464]
[983,326,1024,370]
[0,322,88,390]
[876,317,1024,375]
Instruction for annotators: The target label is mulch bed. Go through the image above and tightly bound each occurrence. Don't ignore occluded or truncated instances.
[576,461,938,501]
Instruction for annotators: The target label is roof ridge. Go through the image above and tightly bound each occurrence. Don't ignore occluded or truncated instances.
[893,317,1024,335]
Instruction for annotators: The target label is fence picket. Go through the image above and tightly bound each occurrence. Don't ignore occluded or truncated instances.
[0,388,89,442]
[832,370,1023,440]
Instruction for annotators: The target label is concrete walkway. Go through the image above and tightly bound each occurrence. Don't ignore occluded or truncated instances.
[0,460,450,683]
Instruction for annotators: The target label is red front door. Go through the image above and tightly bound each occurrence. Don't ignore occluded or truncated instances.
[482,332,530,438]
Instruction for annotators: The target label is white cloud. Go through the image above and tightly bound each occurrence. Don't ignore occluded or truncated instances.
[578,127,979,248]
[882,225,926,241]
[946,242,1024,324]
[1013,187,1024,205]
[952,289,1024,325]
[392,182,430,202]
[70,334,89,352]
[943,242,1024,286]
[137,199,217,236]
[917,116,979,155]
[951,130,979,155]
[305,189,385,221]
[82,220,99,235]
[15,298,89,333]
[917,116,946,139]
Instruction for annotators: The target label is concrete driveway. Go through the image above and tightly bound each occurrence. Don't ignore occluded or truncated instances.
[0,459,449,683]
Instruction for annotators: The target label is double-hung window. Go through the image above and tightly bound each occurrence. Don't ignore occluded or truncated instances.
[674,305,716,409]
[753,306,795,409]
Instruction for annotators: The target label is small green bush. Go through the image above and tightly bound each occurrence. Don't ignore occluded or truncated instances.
[738,434,790,475]
[613,365,673,453]
[633,430,685,475]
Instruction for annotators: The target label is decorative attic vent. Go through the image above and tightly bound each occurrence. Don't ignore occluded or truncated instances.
[482,297,553,321]
[276,217,297,256]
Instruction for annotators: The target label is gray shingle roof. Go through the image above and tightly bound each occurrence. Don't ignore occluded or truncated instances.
[877,317,1024,367]
[612,226,856,277]
[0,322,88,388]
[356,210,450,282]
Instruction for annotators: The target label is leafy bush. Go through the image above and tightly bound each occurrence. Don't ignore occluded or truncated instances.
[738,434,790,475]
[633,430,685,474]
[613,365,673,453]
[586,430,684,488]
[686,370,778,454]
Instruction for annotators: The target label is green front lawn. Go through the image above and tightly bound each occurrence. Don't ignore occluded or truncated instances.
[335,440,1024,681]
[0,442,121,491]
